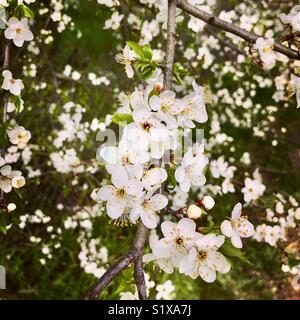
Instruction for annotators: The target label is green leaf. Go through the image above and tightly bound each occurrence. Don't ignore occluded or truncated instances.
[139,64,156,80]
[111,113,133,126]
[220,239,251,264]
[142,44,153,60]
[16,4,34,19]
[173,63,188,85]
[126,41,144,58]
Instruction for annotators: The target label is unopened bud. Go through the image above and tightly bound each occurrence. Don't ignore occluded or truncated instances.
[154,83,163,94]
[7,203,16,212]
[187,204,203,219]
[198,196,215,210]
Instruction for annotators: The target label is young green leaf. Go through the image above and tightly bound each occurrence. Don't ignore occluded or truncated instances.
[126,41,144,58]
[142,44,153,60]
[16,4,34,19]
[220,239,252,264]
[111,113,133,126]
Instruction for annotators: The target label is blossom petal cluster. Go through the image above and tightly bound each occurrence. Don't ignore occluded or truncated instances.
[146,218,231,283]
[92,77,209,227]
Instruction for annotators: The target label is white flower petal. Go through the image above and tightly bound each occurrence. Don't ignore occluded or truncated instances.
[107,199,126,219]
[149,194,168,211]
[98,185,116,201]
[231,231,243,248]
[220,220,233,237]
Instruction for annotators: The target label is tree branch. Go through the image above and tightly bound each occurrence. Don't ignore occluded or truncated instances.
[164,0,177,90]
[177,0,300,61]
[84,221,148,300]
[134,255,147,300]
[1,41,10,200]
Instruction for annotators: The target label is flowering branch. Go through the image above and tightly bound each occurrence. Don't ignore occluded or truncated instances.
[177,0,300,61]
[1,40,10,201]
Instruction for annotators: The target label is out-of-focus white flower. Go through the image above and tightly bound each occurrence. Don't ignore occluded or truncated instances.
[2,70,24,96]
[241,173,266,203]
[0,0,9,7]
[0,165,25,193]
[4,17,33,47]
[7,126,31,149]
[156,280,175,300]
[104,11,123,30]
[254,38,277,70]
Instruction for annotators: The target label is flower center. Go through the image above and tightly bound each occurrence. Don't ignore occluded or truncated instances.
[263,47,272,53]
[121,155,129,165]
[197,250,208,261]
[175,237,184,246]
[141,121,152,132]
[16,27,22,34]
[116,188,125,197]
[161,102,171,112]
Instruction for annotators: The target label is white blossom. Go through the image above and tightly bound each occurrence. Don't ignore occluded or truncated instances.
[130,193,168,229]
[116,45,137,78]
[2,70,24,96]
[254,38,277,70]
[221,203,255,248]
[179,234,231,282]
[175,150,208,192]
[96,169,143,219]
[4,17,33,47]
[7,126,31,149]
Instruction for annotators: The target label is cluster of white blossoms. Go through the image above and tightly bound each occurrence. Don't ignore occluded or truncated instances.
[254,194,300,247]
[144,211,252,283]
[0,3,35,202]
[210,156,236,194]
[92,69,209,229]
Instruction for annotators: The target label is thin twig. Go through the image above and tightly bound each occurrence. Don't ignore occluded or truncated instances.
[164,0,177,90]
[177,0,300,61]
